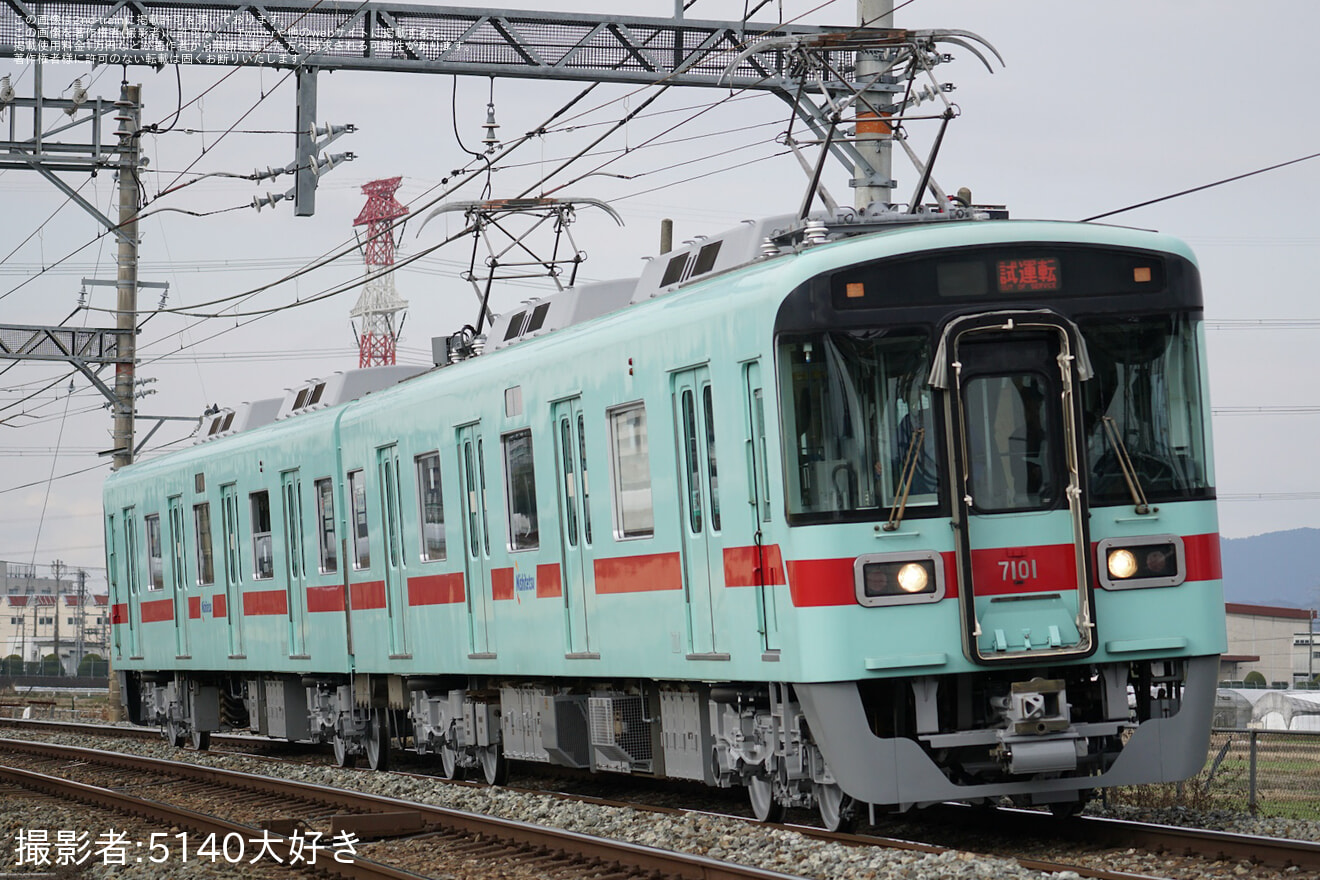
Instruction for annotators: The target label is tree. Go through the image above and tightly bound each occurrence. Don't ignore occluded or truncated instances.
[38,654,62,676]
[1243,670,1268,688]
[77,653,107,678]
[0,654,21,676]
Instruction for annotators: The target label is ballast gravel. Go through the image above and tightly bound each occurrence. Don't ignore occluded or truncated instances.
[1,726,1317,879]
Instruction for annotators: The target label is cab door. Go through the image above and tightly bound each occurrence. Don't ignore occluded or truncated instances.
[940,312,1095,662]
[553,398,596,657]
[743,361,781,652]
[672,366,726,658]
[457,424,494,656]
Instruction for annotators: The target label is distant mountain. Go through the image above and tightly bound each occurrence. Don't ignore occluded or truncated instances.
[1220,527,1320,609]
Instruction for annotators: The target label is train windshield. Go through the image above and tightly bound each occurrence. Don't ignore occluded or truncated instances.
[1079,312,1212,504]
[779,330,936,521]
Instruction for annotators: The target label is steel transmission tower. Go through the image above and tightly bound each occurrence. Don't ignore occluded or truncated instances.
[351,177,409,367]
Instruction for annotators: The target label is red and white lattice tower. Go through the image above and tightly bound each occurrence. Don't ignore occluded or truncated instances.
[351,177,409,367]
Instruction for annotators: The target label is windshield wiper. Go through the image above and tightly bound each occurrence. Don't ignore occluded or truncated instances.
[885,426,926,531]
[1100,416,1153,514]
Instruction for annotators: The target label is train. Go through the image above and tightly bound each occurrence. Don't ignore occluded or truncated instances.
[104,202,1226,829]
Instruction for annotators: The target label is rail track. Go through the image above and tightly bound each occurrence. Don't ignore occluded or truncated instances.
[3,720,1318,879]
[0,737,812,880]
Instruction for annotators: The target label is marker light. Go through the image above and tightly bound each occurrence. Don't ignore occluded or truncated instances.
[897,562,929,593]
[1107,548,1138,579]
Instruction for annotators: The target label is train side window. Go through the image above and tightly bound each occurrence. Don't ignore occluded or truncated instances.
[349,469,371,570]
[608,402,654,538]
[194,503,215,586]
[144,514,165,591]
[314,478,338,573]
[416,452,446,561]
[250,491,274,580]
[503,429,539,550]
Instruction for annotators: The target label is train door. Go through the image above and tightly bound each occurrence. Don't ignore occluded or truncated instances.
[122,508,141,658]
[457,424,494,656]
[376,446,409,657]
[743,361,781,652]
[552,397,596,656]
[167,496,190,657]
[220,483,244,657]
[280,470,309,657]
[672,366,726,657]
[940,312,1095,662]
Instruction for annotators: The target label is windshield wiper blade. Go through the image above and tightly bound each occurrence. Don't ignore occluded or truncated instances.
[885,426,926,531]
[1100,416,1153,514]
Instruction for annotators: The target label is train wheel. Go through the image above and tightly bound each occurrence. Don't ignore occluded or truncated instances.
[190,729,211,751]
[1047,793,1089,818]
[439,742,465,780]
[365,711,390,772]
[479,745,507,785]
[814,782,858,833]
[747,775,783,823]
[333,732,356,768]
[165,720,186,748]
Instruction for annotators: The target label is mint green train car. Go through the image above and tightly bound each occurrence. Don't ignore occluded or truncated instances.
[105,209,1226,828]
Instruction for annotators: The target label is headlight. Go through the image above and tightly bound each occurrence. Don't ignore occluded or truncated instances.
[1098,536,1186,590]
[854,552,944,607]
[1107,548,1138,579]
[897,563,929,593]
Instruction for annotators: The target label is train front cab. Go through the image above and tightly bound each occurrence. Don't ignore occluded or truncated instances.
[775,230,1226,813]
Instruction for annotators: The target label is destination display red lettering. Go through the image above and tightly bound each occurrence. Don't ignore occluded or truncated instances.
[997,257,1061,292]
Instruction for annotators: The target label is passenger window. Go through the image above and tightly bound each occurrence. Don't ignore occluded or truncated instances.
[144,514,165,591]
[416,452,446,561]
[608,403,654,538]
[250,491,274,580]
[349,470,371,570]
[503,429,539,550]
[314,478,338,573]
[194,503,215,586]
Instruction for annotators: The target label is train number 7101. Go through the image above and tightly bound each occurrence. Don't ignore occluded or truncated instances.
[999,559,1038,581]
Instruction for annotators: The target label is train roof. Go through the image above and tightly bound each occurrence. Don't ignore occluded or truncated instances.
[144,210,1197,463]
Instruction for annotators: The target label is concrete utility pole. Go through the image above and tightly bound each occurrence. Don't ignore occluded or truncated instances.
[855,0,895,210]
[51,560,63,675]
[112,83,142,472]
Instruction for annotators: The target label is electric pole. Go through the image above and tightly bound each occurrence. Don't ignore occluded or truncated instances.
[855,0,895,209]
[112,82,141,472]
[51,560,63,675]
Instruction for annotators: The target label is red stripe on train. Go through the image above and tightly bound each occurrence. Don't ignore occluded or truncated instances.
[784,533,1222,608]
[492,568,515,601]
[243,589,287,616]
[350,580,386,610]
[723,544,786,587]
[537,563,562,598]
[307,584,346,613]
[595,552,682,593]
[188,596,202,620]
[409,572,465,605]
[213,594,226,619]
[140,598,173,623]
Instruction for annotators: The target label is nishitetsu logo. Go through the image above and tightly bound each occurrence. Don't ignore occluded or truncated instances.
[514,569,536,604]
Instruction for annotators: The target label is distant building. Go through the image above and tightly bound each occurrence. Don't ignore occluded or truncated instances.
[1,594,110,674]
[0,560,62,595]
[1222,602,1316,686]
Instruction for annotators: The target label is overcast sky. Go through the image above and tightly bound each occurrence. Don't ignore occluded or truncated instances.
[2,0,1317,587]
